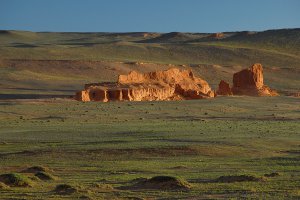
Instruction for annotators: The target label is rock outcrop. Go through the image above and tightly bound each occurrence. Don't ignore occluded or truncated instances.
[75,64,279,101]
[75,68,215,102]
[231,63,278,96]
[217,80,233,95]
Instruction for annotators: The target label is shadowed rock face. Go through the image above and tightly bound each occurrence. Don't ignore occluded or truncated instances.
[233,63,264,89]
[217,80,233,95]
[75,68,215,102]
[231,63,278,96]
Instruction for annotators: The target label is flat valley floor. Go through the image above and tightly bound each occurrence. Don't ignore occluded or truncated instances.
[0,96,299,199]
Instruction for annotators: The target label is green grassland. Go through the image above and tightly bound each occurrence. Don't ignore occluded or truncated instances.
[0,97,299,199]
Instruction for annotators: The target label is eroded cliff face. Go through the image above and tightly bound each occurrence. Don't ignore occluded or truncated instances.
[75,64,279,102]
[75,68,215,102]
[231,64,278,96]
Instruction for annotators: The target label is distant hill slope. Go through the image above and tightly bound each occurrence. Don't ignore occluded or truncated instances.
[0,28,299,65]
[0,28,299,97]
[139,32,208,43]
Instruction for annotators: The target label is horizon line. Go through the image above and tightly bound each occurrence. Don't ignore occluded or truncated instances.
[1,27,300,34]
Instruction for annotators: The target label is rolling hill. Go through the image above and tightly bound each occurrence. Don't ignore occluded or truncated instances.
[0,28,299,98]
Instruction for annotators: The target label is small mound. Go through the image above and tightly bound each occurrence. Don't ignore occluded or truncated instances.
[54,184,77,195]
[22,166,51,173]
[35,172,56,181]
[215,175,265,183]
[130,176,191,190]
[264,172,280,177]
[0,173,32,187]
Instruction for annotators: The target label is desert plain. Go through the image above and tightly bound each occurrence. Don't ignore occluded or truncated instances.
[0,29,299,199]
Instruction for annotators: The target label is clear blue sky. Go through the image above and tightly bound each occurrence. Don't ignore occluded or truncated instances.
[1,0,299,33]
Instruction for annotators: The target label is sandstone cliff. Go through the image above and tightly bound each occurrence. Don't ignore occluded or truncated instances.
[75,64,279,102]
[231,63,278,96]
[75,68,215,102]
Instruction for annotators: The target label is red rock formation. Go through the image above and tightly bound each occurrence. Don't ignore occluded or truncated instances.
[75,68,215,102]
[217,80,233,95]
[231,63,278,96]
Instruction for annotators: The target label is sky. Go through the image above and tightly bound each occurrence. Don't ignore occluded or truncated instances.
[0,0,300,33]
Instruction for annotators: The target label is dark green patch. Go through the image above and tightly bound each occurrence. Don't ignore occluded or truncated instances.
[264,172,281,177]
[0,173,32,187]
[34,172,55,181]
[54,184,77,195]
[125,176,191,190]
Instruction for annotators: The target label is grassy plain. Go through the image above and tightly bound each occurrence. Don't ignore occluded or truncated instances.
[0,96,299,199]
[0,28,299,199]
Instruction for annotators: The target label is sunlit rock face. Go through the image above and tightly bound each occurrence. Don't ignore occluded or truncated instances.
[75,68,215,102]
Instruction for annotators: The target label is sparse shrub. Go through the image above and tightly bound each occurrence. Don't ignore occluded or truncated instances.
[128,176,191,190]
[54,184,77,195]
[264,172,280,177]
[0,173,32,187]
